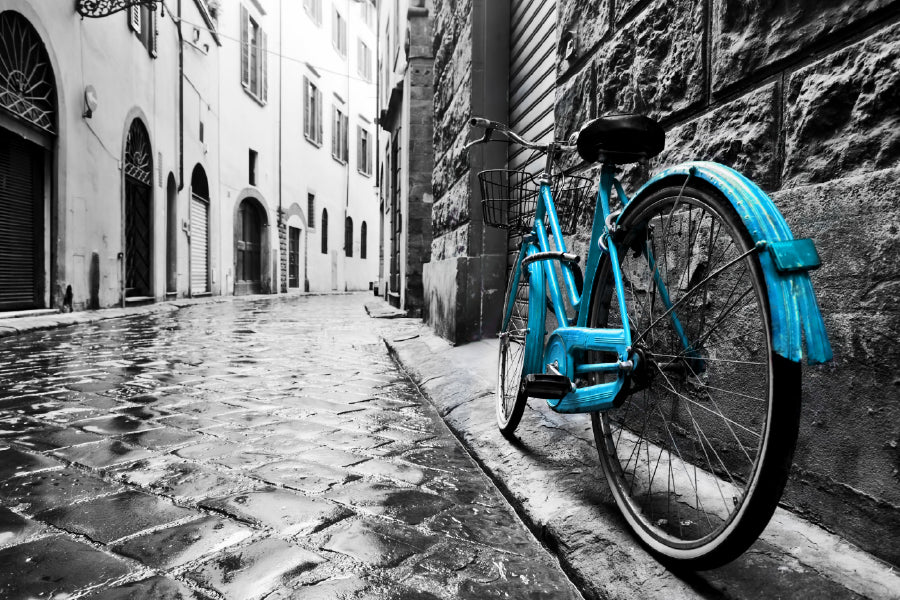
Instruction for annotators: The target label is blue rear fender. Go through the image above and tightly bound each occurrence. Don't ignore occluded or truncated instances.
[622,161,833,365]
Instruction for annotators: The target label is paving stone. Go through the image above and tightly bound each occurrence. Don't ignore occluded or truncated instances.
[325,481,451,525]
[296,397,368,415]
[0,535,132,599]
[320,430,393,452]
[350,458,429,485]
[114,515,253,568]
[212,449,281,470]
[175,440,244,461]
[274,575,370,599]
[52,439,155,469]
[203,488,349,536]
[119,426,196,450]
[85,575,210,600]
[299,446,369,468]
[0,467,121,514]
[0,447,60,479]
[0,505,46,547]
[113,455,256,501]
[38,490,198,543]
[185,538,324,600]
[15,426,105,451]
[321,518,437,568]
[156,413,222,431]
[251,459,356,493]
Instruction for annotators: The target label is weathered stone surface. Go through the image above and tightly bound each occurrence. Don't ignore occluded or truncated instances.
[430,176,471,243]
[430,225,469,262]
[0,536,131,598]
[655,83,780,190]
[321,518,436,567]
[555,63,595,145]
[202,488,349,536]
[185,538,323,600]
[86,575,207,600]
[783,26,900,187]
[557,0,608,76]
[595,0,706,119]
[0,468,121,515]
[114,515,253,569]
[712,0,893,92]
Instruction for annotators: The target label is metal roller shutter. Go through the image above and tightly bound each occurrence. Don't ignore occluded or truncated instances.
[190,194,209,294]
[508,0,557,173]
[0,129,41,310]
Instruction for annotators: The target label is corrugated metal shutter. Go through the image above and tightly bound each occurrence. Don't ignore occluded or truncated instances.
[190,194,209,294]
[508,0,557,173]
[0,129,41,310]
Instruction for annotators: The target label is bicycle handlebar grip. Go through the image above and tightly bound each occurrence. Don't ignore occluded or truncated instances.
[469,117,493,129]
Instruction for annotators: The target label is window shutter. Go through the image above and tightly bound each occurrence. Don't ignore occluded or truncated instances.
[342,114,349,162]
[357,126,362,171]
[240,5,250,87]
[130,6,141,32]
[150,7,158,57]
[331,107,337,157]
[316,88,323,143]
[261,30,268,102]
[303,77,310,138]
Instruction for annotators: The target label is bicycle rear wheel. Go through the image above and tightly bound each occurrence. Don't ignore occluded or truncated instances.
[589,181,801,568]
[497,258,545,436]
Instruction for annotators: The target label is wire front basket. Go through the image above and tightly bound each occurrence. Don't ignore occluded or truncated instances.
[478,170,594,236]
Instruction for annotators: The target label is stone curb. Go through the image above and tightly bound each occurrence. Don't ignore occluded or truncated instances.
[374,308,900,600]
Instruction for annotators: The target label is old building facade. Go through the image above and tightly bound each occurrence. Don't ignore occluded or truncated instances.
[0,0,377,312]
[425,0,900,567]
[376,0,434,315]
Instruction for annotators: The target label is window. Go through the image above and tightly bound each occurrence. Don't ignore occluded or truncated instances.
[357,39,372,81]
[307,193,316,229]
[303,77,323,145]
[360,1,375,29]
[360,221,367,259]
[357,126,371,176]
[248,149,258,185]
[321,209,329,253]
[332,106,349,163]
[345,216,353,257]
[240,5,268,103]
[128,4,157,57]
[332,6,347,57]
[303,0,323,25]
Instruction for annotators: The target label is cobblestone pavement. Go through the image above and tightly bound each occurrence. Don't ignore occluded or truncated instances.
[0,294,581,600]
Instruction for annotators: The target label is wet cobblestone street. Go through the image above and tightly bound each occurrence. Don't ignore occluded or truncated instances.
[0,294,581,600]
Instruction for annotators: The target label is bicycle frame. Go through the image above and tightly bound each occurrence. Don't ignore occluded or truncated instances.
[503,158,638,414]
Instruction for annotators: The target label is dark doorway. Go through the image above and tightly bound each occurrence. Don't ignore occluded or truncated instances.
[166,173,177,295]
[289,226,300,288]
[0,128,44,310]
[124,119,153,299]
[235,198,263,295]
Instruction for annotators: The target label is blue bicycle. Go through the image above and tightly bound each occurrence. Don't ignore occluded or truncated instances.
[467,114,832,568]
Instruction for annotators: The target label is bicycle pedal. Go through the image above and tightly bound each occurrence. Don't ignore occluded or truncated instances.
[523,374,573,400]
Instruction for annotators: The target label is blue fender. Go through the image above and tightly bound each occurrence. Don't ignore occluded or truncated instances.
[623,161,833,365]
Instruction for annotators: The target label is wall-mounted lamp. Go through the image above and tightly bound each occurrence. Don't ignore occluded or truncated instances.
[83,85,98,119]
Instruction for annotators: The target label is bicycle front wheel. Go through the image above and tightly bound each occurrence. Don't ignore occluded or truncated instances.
[497,258,545,436]
[589,181,801,568]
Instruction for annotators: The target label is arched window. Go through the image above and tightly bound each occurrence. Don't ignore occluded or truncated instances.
[360,222,367,259]
[321,208,328,253]
[345,216,353,257]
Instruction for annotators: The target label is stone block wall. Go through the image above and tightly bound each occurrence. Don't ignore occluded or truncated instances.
[555,0,900,565]
[426,0,509,343]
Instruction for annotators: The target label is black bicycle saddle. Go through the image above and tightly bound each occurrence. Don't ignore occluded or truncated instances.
[575,114,665,165]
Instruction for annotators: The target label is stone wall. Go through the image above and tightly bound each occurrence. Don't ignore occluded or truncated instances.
[426,0,509,343]
[554,0,900,565]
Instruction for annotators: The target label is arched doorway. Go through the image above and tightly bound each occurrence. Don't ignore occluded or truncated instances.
[190,165,210,295]
[235,197,265,295]
[0,11,56,311]
[124,119,153,300]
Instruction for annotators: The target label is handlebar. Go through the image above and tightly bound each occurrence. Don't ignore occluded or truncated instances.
[465,117,576,152]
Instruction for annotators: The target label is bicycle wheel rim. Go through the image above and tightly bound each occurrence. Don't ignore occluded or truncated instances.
[497,265,529,433]
[589,184,786,563]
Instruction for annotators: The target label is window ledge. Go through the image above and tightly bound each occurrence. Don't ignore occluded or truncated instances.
[304,135,323,148]
[242,85,267,107]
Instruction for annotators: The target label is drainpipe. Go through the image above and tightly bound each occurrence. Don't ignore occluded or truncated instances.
[177,0,185,192]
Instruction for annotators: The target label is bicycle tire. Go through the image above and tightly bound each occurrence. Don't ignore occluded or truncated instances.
[588,181,801,569]
[497,257,545,436]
